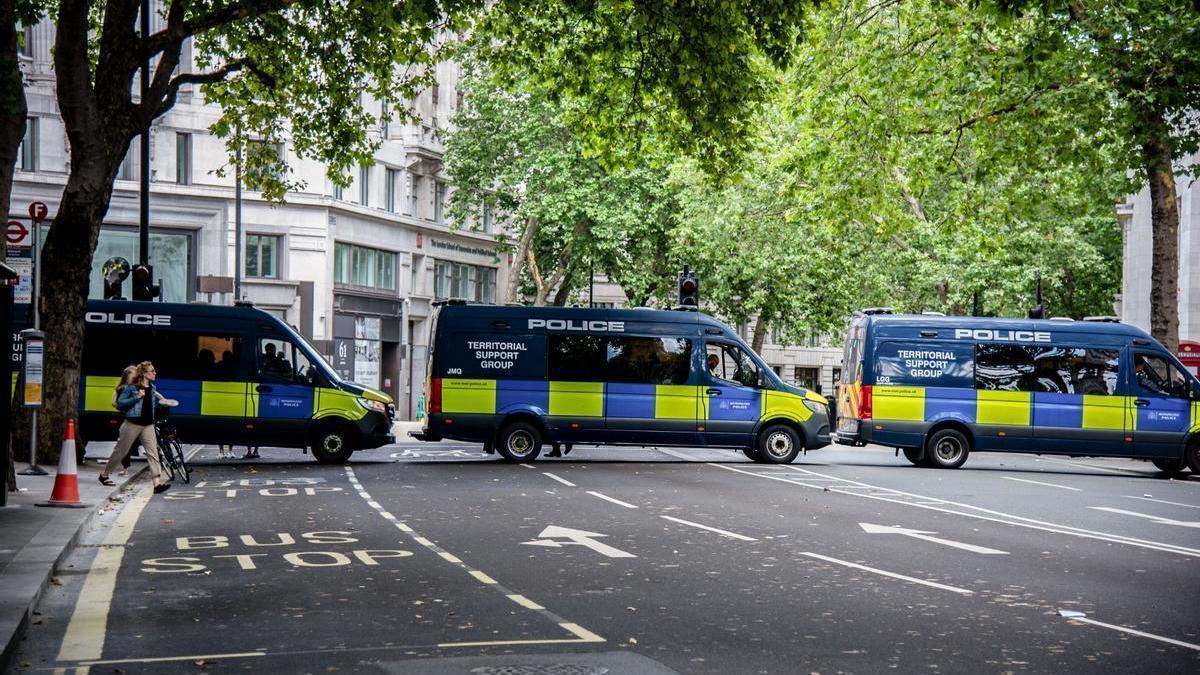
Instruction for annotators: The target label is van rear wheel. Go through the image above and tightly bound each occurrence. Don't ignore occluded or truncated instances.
[497,421,542,463]
[757,424,801,464]
[312,425,354,464]
[925,429,969,469]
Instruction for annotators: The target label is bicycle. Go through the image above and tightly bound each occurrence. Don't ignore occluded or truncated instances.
[155,401,190,484]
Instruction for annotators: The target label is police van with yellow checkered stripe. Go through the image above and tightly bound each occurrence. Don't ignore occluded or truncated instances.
[413,302,832,462]
[835,310,1200,474]
[16,300,395,463]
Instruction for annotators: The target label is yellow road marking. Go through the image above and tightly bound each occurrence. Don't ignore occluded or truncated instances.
[560,622,606,642]
[438,551,463,564]
[77,651,266,666]
[506,594,544,610]
[469,570,497,584]
[57,486,153,663]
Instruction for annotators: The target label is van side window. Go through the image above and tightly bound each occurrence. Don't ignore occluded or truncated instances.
[548,335,607,381]
[706,342,760,389]
[82,329,241,382]
[1134,353,1190,399]
[258,339,314,385]
[607,337,691,385]
[1030,347,1119,395]
[975,344,1038,391]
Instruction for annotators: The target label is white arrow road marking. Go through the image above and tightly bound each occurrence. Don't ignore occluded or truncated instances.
[522,526,637,558]
[1089,506,1200,528]
[859,522,1009,555]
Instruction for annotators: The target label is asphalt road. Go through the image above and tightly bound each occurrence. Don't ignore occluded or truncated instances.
[11,441,1200,674]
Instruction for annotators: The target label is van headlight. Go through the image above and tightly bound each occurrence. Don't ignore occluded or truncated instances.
[357,397,387,414]
[803,399,826,415]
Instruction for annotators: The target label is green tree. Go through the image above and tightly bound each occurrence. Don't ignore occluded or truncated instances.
[444,65,678,306]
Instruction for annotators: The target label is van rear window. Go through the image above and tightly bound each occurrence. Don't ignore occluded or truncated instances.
[875,341,973,387]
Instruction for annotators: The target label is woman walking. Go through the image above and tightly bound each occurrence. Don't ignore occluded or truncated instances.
[100,361,170,493]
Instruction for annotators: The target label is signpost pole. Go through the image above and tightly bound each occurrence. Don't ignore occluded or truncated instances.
[18,205,47,476]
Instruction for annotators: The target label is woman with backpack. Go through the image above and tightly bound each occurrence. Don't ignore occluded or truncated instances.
[99,361,169,493]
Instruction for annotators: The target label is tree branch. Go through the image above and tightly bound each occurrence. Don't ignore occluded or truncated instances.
[152,57,270,119]
[142,0,303,59]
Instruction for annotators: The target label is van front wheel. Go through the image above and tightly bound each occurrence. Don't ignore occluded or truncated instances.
[925,429,969,469]
[757,424,801,464]
[312,426,354,464]
[1185,436,1200,474]
[497,421,542,463]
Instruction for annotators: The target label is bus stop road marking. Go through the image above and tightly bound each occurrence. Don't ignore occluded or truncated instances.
[1058,610,1200,652]
[1088,506,1200,528]
[1002,476,1082,491]
[798,552,974,595]
[704,462,1200,558]
[343,467,606,645]
[660,516,757,542]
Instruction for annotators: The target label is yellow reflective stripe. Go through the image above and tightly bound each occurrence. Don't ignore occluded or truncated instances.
[763,390,813,422]
[1080,394,1126,431]
[873,386,925,422]
[442,378,497,414]
[654,384,700,420]
[549,381,602,417]
[314,387,367,420]
[976,390,1030,426]
[83,376,121,413]
[201,381,249,417]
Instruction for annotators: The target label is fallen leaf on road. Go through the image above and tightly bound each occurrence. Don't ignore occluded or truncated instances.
[162,519,174,525]
[626,607,636,612]
[628,637,638,645]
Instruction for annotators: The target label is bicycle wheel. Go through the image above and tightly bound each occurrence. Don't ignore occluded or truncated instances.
[170,439,190,484]
[156,431,178,481]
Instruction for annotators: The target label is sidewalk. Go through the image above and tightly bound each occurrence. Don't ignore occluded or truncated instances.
[0,443,146,672]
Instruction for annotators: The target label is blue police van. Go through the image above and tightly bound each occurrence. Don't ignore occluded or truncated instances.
[414,302,832,462]
[835,311,1200,474]
[12,300,395,463]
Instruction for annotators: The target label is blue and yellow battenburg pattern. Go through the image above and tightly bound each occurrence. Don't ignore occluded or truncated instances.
[439,378,819,423]
[80,376,381,420]
[871,385,1200,434]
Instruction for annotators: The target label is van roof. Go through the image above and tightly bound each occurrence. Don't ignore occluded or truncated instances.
[864,313,1153,340]
[437,303,729,329]
[86,299,281,323]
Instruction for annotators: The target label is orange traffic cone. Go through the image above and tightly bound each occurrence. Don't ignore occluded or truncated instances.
[37,419,88,509]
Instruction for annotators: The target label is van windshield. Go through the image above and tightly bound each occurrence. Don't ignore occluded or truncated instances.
[289,328,342,385]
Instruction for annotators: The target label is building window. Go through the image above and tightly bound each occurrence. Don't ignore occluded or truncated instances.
[335,242,396,292]
[18,24,32,58]
[432,82,440,109]
[385,168,398,213]
[245,234,280,279]
[117,138,138,181]
[434,181,446,223]
[380,100,390,138]
[794,367,820,391]
[244,141,284,191]
[359,165,371,206]
[333,177,344,201]
[19,117,36,171]
[409,173,422,217]
[175,132,191,185]
[433,261,497,303]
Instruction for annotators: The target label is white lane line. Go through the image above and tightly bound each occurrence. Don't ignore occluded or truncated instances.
[1089,506,1200,528]
[660,515,757,541]
[518,463,536,469]
[1124,494,1200,509]
[57,486,154,663]
[542,472,576,487]
[77,651,266,666]
[1002,476,1082,491]
[799,551,974,595]
[1060,613,1200,652]
[586,491,638,509]
[705,462,1200,558]
[343,466,605,646]
[1036,457,1147,476]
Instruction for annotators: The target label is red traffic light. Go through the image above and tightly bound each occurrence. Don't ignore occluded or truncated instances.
[681,278,697,294]
[132,265,151,282]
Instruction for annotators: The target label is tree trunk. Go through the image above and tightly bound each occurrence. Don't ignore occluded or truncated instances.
[504,217,539,304]
[751,314,767,353]
[0,0,26,260]
[551,261,576,306]
[1142,113,1180,352]
[527,249,547,306]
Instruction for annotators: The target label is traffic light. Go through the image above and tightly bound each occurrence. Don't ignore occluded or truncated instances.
[101,256,130,300]
[677,265,699,309]
[131,263,160,301]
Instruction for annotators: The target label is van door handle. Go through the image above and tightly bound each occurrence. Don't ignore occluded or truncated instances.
[1134,398,1150,407]
[706,388,721,396]
[257,385,273,393]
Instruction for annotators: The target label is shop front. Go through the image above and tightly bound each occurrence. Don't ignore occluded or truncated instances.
[331,293,402,401]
